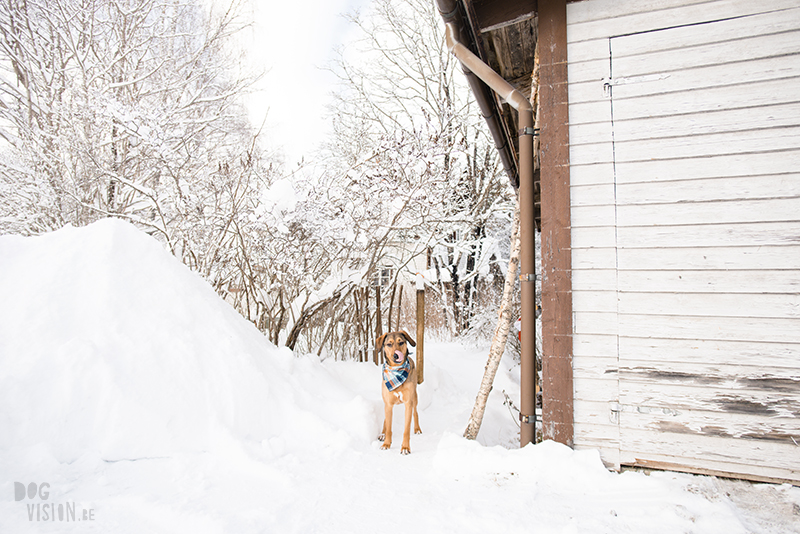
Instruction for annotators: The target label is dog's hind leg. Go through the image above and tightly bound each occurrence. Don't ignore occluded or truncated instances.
[413,401,422,435]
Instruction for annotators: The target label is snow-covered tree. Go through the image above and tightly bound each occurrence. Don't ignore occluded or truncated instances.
[323,0,514,335]
[247,0,518,359]
[0,0,262,250]
[0,0,291,330]
[0,0,517,359]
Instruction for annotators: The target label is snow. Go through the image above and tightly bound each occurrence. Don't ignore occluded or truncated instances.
[1,219,798,533]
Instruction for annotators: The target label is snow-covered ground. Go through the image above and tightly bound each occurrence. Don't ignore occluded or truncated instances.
[1,220,798,533]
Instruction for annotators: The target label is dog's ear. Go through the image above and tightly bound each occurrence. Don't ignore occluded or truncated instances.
[376,333,388,349]
[399,330,416,347]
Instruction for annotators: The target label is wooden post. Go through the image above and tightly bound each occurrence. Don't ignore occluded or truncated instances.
[539,0,574,447]
[397,285,404,330]
[354,290,362,361]
[416,274,425,384]
[374,284,382,365]
[387,283,397,333]
[365,287,372,363]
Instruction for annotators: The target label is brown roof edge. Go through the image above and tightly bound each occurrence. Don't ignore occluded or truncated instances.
[436,0,520,189]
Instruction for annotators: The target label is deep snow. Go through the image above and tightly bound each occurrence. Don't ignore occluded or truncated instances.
[1,219,798,533]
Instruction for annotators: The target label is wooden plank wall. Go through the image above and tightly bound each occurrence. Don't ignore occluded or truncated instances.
[567,0,800,483]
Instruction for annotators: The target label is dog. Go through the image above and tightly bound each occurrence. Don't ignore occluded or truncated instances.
[377,330,421,454]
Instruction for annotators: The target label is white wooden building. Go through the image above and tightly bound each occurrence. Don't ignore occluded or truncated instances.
[567,0,800,483]
[441,0,799,484]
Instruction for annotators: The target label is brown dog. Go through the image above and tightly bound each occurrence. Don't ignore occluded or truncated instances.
[377,330,421,454]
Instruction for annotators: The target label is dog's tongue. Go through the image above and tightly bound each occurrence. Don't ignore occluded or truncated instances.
[394,350,404,363]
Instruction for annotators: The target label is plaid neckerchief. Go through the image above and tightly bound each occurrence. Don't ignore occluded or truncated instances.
[383,357,411,391]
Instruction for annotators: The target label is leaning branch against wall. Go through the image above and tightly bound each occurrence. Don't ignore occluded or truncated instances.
[463,197,520,440]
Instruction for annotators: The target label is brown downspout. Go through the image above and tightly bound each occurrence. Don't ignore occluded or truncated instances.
[439,20,538,447]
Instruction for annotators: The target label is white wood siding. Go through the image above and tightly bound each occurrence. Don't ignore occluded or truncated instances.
[567,0,800,483]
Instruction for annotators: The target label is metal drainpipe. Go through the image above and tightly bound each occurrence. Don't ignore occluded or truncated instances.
[441,22,537,447]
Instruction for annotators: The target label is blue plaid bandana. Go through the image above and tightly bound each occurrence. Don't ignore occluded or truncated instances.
[383,357,411,391]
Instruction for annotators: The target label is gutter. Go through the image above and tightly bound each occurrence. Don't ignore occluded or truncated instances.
[437,0,538,448]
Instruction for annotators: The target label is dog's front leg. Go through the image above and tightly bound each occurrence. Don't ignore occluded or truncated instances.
[400,401,413,455]
[378,418,387,442]
[381,403,393,450]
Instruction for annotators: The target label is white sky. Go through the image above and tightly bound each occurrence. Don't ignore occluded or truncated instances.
[236,0,374,167]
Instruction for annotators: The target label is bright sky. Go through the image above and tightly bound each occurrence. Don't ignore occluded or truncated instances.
[237,0,374,167]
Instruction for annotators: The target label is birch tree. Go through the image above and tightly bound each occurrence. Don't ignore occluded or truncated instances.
[463,197,520,439]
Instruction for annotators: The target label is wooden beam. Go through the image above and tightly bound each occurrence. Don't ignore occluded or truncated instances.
[627,459,800,487]
[538,0,574,448]
[470,0,537,32]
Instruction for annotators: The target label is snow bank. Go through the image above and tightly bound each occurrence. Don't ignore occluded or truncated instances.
[0,219,376,464]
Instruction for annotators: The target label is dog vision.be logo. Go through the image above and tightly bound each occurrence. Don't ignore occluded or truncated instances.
[14,481,95,523]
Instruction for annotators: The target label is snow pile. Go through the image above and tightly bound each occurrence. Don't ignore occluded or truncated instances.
[0,219,375,464]
[1,220,798,533]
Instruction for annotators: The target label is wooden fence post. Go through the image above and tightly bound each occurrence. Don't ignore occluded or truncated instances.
[374,284,382,365]
[397,285,404,332]
[387,283,396,333]
[364,287,372,363]
[416,274,425,384]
